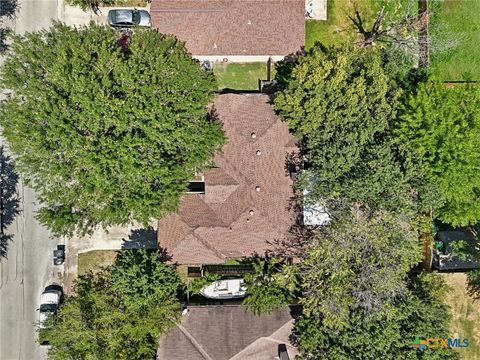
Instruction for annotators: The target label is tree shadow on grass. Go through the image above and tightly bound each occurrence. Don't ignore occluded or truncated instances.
[0,146,21,259]
[466,268,480,301]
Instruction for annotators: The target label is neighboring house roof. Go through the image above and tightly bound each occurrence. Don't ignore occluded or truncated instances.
[150,0,305,56]
[158,93,298,264]
[156,306,299,360]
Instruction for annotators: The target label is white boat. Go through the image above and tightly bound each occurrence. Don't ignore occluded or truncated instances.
[200,278,247,299]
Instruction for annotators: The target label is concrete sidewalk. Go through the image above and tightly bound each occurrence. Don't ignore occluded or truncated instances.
[62,5,105,26]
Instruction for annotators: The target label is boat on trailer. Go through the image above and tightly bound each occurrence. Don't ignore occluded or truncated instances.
[200,278,247,299]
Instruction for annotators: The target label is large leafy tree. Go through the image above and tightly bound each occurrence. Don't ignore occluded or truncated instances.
[40,249,184,360]
[0,23,225,236]
[274,45,425,213]
[298,212,422,329]
[242,257,296,315]
[293,214,457,360]
[295,273,458,360]
[397,82,480,226]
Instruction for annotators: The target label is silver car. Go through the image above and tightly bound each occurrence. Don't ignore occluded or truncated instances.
[107,9,151,28]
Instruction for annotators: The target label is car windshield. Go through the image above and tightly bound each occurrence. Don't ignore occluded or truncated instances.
[40,303,57,313]
[132,11,140,24]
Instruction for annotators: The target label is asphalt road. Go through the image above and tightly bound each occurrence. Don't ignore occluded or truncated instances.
[0,0,61,358]
[0,181,59,360]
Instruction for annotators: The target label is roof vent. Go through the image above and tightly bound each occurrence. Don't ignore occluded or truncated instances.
[255,186,261,192]
[247,20,252,25]
[249,210,254,215]
[256,150,261,156]
[251,133,256,139]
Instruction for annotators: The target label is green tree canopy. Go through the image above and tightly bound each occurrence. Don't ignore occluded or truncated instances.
[295,272,458,360]
[41,249,183,360]
[274,45,425,213]
[397,82,480,226]
[298,212,422,329]
[292,214,457,359]
[242,257,297,315]
[108,249,184,310]
[0,23,225,236]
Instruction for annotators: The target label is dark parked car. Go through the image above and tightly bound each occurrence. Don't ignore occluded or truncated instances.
[53,245,65,265]
[107,9,151,28]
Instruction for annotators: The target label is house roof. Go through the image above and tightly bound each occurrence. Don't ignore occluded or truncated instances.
[150,0,305,56]
[158,93,298,264]
[156,306,299,360]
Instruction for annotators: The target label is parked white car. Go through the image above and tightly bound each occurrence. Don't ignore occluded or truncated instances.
[38,289,62,328]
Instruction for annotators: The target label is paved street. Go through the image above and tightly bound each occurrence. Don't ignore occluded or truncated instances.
[0,180,60,360]
[0,0,60,358]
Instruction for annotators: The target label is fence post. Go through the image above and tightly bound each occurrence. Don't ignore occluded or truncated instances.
[418,0,429,68]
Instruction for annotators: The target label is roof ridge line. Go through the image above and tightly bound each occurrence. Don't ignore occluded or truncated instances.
[227,320,296,360]
[198,194,230,228]
[174,322,214,360]
[215,153,253,188]
[193,231,225,260]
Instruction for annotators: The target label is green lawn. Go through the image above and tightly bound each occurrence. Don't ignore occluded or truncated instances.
[306,0,358,49]
[78,250,118,276]
[430,0,480,81]
[213,62,274,90]
[442,273,480,360]
[305,0,393,49]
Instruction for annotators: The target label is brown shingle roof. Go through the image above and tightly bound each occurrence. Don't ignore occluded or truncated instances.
[171,234,224,264]
[158,93,298,264]
[150,0,305,56]
[179,195,227,228]
[157,306,298,360]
